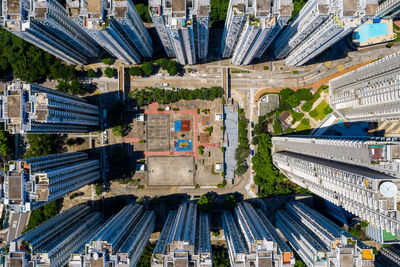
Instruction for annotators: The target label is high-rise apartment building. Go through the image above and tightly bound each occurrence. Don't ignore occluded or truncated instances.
[1,0,101,65]
[272,136,400,244]
[276,202,375,267]
[272,135,400,178]
[4,152,100,212]
[6,204,103,267]
[0,81,99,134]
[149,0,210,65]
[69,204,155,267]
[221,0,292,65]
[274,0,377,66]
[222,202,295,266]
[376,0,400,18]
[66,0,153,65]
[329,51,400,122]
[152,202,212,266]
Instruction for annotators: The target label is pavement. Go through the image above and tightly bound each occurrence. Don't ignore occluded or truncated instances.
[6,212,29,242]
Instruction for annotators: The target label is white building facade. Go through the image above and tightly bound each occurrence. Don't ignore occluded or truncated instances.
[4,152,100,212]
[0,81,99,134]
[151,202,212,266]
[1,0,101,64]
[149,0,210,65]
[221,0,292,65]
[376,0,400,18]
[69,204,155,267]
[66,0,152,65]
[274,0,377,66]
[276,202,375,267]
[222,202,295,266]
[6,204,102,267]
[329,51,400,121]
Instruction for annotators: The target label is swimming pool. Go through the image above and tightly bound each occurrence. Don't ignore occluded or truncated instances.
[355,23,388,43]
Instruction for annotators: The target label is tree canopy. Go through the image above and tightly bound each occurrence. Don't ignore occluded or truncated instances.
[129,86,223,106]
[210,0,229,27]
[0,127,12,157]
[0,27,77,82]
[252,133,309,197]
[197,194,215,213]
[23,200,61,233]
[23,134,58,158]
[135,4,152,23]
[105,67,116,78]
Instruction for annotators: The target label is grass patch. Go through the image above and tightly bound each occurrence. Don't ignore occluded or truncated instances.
[296,118,311,132]
[310,100,332,121]
[231,70,250,73]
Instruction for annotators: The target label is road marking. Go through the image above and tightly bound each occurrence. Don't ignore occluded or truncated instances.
[232,88,245,109]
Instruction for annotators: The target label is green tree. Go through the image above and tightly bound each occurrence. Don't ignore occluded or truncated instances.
[135,3,151,23]
[24,134,57,158]
[223,195,237,210]
[280,88,294,100]
[141,61,154,76]
[0,128,12,157]
[65,138,76,146]
[129,66,144,76]
[69,80,84,95]
[87,69,96,78]
[166,60,178,75]
[273,120,282,135]
[101,57,113,65]
[287,94,300,107]
[136,243,155,266]
[294,88,312,101]
[197,194,215,213]
[112,125,125,137]
[56,81,70,93]
[105,67,116,78]
[210,0,229,26]
[212,245,230,267]
[23,200,61,233]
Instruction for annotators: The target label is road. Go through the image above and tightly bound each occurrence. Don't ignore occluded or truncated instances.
[6,212,29,241]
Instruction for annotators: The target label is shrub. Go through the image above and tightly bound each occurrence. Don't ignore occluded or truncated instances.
[157,108,164,111]
[173,107,179,111]
[139,139,146,144]
[324,105,333,114]
[217,180,227,188]
[273,120,283,135]
[142,61,154,76]
[301,118,310,125]
[129,66,143,77]
[95,184,102,196]
[187,68,192,72]
[105,67,116,78]
[301,101,313,112]
[280,67,283,70]
[87,69,96,78]
[263,66,269,70]
[291,112,304,122]
[212,230,220,237]
[221,147,225,152]
[101,58,113,65]
[309,109,318,118]
[292,70,299,74]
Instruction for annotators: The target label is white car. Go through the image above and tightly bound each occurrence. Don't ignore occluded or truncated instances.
[161,83,169,86]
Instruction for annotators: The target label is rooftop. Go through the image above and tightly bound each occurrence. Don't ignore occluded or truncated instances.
[7,175,22,201]
[114,6,127,18]
[88,0,102,13]
[34,7,48,19]
[172,0,186,12]
[7,0,20,14]
[6,95,21,118]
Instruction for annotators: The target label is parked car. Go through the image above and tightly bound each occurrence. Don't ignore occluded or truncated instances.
[251,150,254,156]
[162,83,169,86]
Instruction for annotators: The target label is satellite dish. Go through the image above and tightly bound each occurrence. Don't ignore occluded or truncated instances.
[93,253,99,260]
[379,182,398,198]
